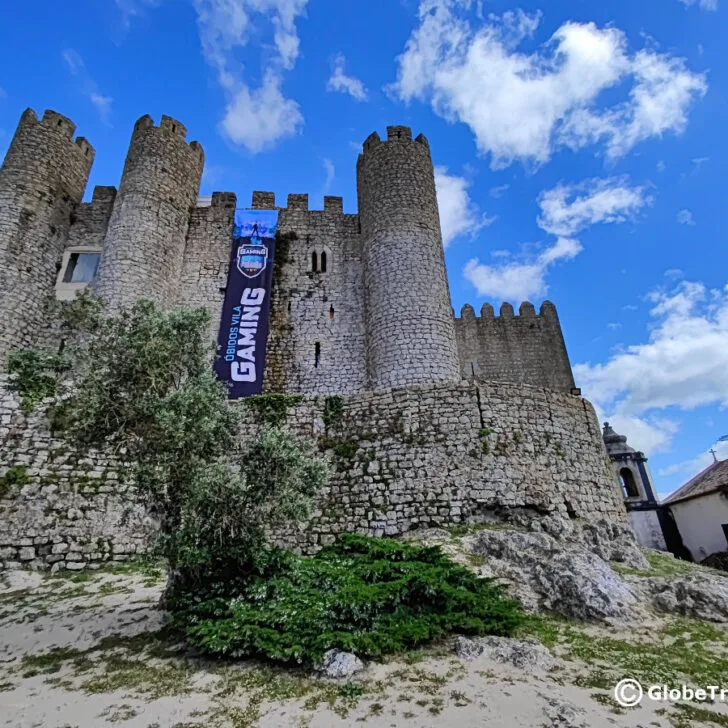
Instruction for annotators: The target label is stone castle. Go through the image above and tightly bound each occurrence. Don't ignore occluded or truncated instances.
[0,109,630,571]
[0,109,575,395]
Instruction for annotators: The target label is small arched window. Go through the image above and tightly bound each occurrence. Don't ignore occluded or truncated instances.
[620,468,640,499]
[308,246,332,273]
[314,342,321,368]
[329,305,335,320]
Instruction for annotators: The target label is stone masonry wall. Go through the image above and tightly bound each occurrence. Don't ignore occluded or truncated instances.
[0,377,626,570]
[266,193,367,394]
[454,301,576,393]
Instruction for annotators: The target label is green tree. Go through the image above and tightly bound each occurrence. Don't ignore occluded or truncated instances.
[8,295,329,589]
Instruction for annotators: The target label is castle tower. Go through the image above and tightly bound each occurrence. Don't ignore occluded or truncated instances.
[357,126,460,390]
[603,422,668,551]
[93,115,204,310]
[0,109,94,367]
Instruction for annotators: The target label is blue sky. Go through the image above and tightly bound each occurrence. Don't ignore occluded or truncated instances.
[0,0,726,497]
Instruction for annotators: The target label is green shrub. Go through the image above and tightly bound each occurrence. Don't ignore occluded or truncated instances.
[171,533,523,665]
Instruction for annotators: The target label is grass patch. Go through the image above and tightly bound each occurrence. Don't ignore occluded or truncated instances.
[171,533,524,665]
[612,551,727,579]
[670,703,728,728]
[528,616,728,689]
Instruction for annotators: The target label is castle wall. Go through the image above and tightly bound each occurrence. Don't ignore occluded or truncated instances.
[0,378,626,570]
[65,186,117,251]
[264,193,367,394]
[176,192,237,342]
[93,115,204,310]
[0,110,94,368]
[454,301,576,392]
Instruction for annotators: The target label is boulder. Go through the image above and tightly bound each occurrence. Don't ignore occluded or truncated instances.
[314,649,364,679]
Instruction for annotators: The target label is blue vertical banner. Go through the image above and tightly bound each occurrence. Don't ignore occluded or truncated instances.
[214,209,279,398]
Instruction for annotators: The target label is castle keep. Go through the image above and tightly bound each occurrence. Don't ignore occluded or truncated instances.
[0,109,628,571]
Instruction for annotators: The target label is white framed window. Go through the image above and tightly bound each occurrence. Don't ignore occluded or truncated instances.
[55,247,101,301]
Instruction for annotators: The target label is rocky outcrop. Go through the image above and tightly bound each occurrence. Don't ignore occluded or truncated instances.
[462,522,728,624]
[464,525,639,620]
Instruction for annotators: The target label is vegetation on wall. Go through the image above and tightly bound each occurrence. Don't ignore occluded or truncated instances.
[0,464,30,498]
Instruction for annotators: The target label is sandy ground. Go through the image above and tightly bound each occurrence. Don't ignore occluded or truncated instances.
[1,565,727,728]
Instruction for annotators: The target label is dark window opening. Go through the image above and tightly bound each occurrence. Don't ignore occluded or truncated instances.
[311,251,318,272]
[288,300,292,312]
[619,468,640,499]
[62,252,100,284]
[722,523,728,546]
[329,305,335,320]
[470,362,475,376]
[320,251,327,272]
[314,342,321,368]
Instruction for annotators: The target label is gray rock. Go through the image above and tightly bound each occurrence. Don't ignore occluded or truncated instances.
[466,527,637,621]
[454,636,484,661]
[478,636,557,671]
[643,576,728,622]
[543,698,586,728]
[314,649,364,679]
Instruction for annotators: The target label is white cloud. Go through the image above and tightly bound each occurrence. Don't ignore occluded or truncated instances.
[89,93,114,123]
[677,209,696,226]
[489,184,509,198]
[463,237,581,302]
[327,54,368,101]
[190,0,307,152]
[659,440,728,480]
[434,166,495,247]
[62,49,114,124]
[219,72,303,153]
[322,158,335,193]
[656,160,666,172]
[464,176,649,302]
[575,280,728,455]
[603,413,680,458]
[678,0,718,10]
[537,177,652,237]
[390,3,707,169]
[62,48,84,75]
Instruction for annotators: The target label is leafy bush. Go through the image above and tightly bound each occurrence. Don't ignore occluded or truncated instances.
[171,533,524,664]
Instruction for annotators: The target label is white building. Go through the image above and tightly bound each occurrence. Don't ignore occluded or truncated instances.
[663,459,728,563]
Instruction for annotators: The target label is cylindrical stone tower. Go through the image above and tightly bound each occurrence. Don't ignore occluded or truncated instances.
[93,115,204,310]
[0,108,94,367]
[357,126,460,390]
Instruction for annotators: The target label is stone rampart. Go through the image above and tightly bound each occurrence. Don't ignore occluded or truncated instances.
[0,377,626,570]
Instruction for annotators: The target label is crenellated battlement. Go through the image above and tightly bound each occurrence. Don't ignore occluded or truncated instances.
[458,300,557,321]
[249,191,356,220]
[454,299,575,392]
[0,108,578,399]
[131,114,203,161]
